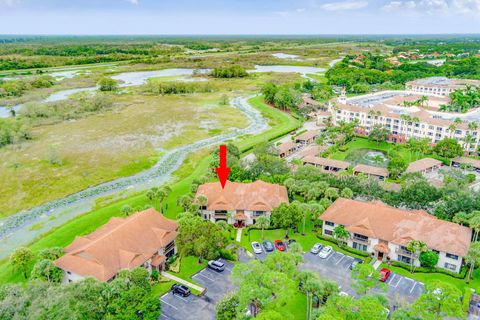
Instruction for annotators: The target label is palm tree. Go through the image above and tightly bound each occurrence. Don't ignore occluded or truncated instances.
[324,187,339,201]
[333,225,350,246]
[469,122,479,131]
[406,240,427,273]
[196,195,208,211]
[466,242,480,283]
[464,133,476,153]
[469,212,480,241]
[452,212,471,226]
[419,95,429,108]
[146,187,157,208]
[162,185,172,210]
[255,216,270,240]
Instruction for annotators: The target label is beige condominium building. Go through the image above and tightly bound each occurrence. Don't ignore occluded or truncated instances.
[406,77,480,96]
[55,209,178,283]
[320,198,472,273]
[195,180,288,228]
[327,78,480,154]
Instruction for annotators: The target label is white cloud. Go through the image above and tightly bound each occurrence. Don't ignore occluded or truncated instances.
[382,0,480,14]
[126,0,139,4]
[274,8,307,16]
[0,0,20,6]
[320,1,369,11]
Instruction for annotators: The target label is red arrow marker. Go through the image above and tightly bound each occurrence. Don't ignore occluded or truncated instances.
[216,145,230,189]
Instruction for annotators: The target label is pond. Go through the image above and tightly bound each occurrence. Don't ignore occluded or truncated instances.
[344,149,389,167]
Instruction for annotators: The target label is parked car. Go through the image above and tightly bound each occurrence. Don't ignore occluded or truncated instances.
[251,241,263,254]
[263,240,274,252]
[379,268,391,282]
[318,246,333,258]
[384,307,391,319]
[310,243,323,254]
[207,260,225,272]
[275,240,286,251]
[349,258,363,270]
[171,284,191,297]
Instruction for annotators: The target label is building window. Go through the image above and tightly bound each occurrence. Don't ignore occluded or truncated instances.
[253,211,265,217]
[325,221,334,227]
[432,249,439,254]
[324,229,333,236]
[352,242,367,252]
[446,253,459,260]
[444,262,457,271]
[398,255,411,264]
[67,271,71,275]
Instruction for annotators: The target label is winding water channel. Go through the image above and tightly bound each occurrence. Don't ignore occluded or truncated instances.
[0,95,268,257]
[0,64,328,257]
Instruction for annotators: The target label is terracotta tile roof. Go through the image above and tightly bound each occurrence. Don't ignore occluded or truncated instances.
[297,145,328,159]
[54,209,177,282]
[406,158,442,173]
[296,130,319,142]
[151,255,166,267]
[277,141,297,154]
[452,157,480,169]
[374,243,391,253]
[320,198,471,256]
[195,180,288,212]
[303,156,350,170]
[353,164,389,177]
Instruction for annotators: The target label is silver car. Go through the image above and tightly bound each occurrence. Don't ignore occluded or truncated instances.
[251,241,263,254]
[310,243,323,254]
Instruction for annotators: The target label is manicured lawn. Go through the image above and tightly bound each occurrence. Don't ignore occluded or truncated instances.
[270,291,308,320]
[238,96,302,152]
[330,137,448,165]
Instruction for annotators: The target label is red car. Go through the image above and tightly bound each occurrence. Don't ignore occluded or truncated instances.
[274,240,286,251]
[379,268,391,282]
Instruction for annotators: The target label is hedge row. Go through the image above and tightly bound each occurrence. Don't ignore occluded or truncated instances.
[316,234,370,258]
[389,261,468,279]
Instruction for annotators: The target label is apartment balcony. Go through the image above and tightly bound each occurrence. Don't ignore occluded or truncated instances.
[352,235,370,245]
[395,247,418,258]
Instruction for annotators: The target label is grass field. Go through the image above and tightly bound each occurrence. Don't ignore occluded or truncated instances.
[0,92,248,217]
[330,137,447,165]
[0,96,300,286]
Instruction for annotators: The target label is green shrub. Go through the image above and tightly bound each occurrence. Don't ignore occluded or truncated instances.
[463,288,473,312]
[338,145,349,152]
[151,269,159,281]
[219,248,237,261]
[316,233,370,257]
[389,261,467,279]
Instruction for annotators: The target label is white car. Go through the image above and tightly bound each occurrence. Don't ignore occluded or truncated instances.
[251,241,263,254]
[310,243,323,254]
[318,246,333,258]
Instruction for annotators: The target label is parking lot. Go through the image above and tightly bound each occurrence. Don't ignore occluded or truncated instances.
[159,259,234,320]
[301,248,424,303]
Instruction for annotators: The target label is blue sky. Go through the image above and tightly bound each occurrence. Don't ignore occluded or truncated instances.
[0,0,479,34]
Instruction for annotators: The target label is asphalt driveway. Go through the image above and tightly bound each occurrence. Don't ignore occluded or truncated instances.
[158,259,234,320]
[301,248,424,303]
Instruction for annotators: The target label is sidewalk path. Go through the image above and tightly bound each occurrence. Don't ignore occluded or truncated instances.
[161,272,205,293]
[373,260,382,270]
[236,228,243,242]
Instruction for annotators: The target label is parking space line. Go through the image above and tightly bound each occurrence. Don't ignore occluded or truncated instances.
[174,295,188,302]
[389,275,401,288]
[196,272,215,282]
[410,282,418,294]
[387,274,396,285]
[335,255,346,265]
[160,299,178,311]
